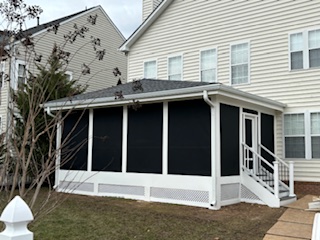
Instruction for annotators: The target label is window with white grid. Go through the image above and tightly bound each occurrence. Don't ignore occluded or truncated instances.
[144,60,157,79]
[311,113,320,158]
[289,29,320,70]
[231,42,249,85]
[17,63,26,90]
[168,55,182,80]
[284,114,305,158]
[200,49,216,83]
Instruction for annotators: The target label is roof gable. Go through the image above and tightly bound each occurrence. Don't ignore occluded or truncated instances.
[119,0,173,52]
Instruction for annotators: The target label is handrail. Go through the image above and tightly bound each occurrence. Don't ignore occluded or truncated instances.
[242,143,274,169]
[259,144,289,168]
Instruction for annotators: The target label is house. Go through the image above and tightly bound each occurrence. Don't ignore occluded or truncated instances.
[0,5,127,134]
[43,0,320,209]
[119,0,320,195]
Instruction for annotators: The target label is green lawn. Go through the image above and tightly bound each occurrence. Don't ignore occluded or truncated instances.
[1,191,285,240]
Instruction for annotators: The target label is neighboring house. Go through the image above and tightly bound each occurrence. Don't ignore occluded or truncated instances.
[0,5,127,134]
[42,0,320,209]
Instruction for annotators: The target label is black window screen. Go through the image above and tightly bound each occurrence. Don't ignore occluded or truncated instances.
[61,110,89,171]
[92,107,123,172]
[168,99,211,176]
[261,113,275,165]
[220,103,240,176]
[127,103,163,174]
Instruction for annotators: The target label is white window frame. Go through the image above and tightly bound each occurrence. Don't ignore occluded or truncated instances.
[65,71,73,81]
[199,47,217,83]
[289,27,320,71]
[14,59,27,90]
[283,111,320,159]
[143,60,157,79]
[229,41,250,85]
[167,54,183,81]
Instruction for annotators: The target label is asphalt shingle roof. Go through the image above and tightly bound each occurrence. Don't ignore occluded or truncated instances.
[48,79,217,104]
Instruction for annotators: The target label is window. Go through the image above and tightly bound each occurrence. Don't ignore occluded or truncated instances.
[284,112,320,159]
[311,113,320,158]
[17,63,26,90]
[289,29,320,70]
[65,71,73,81]
[200,49,216,82]
[284,114,305,158]
[144,60,157,79]
[168,55,182,80]
[231,42,249,85]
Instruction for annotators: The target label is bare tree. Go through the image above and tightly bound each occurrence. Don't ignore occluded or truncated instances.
[0,0,119,219]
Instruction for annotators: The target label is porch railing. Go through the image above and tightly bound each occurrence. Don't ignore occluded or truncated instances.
[242,143,295,198]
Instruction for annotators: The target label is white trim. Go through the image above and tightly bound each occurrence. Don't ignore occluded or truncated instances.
[167,54,183,80]
[229,41,250,86]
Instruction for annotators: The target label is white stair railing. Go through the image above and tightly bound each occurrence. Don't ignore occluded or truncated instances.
[242,143,295,198]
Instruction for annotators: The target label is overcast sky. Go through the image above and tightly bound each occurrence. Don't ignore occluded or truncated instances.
[20,0,143,38]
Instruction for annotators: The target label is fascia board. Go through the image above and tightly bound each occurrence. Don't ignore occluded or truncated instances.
[119,0,173,52]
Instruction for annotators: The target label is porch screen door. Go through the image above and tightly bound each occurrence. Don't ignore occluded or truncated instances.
[243,114,258,173]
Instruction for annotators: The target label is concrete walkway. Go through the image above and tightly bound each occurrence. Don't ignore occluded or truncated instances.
[264,195,317,240]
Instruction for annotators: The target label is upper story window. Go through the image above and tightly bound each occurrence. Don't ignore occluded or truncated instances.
[230,42,249,85]
[17,62,26,90]
[168,55,182,80]
[200,49,217,83]
[289,29,320,70]
[144,60,157,79]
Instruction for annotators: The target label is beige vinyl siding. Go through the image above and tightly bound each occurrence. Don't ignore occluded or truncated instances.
[143,0,153,21]
[128,0,320,182]
[15,7,126,93]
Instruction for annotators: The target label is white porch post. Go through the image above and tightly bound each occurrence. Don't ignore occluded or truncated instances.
[273,161,279,198]
[122,106,128,173]
[289,161,295,197]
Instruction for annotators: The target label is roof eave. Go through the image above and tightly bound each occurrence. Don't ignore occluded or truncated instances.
[119,0,173,52]
[43,83,286,112]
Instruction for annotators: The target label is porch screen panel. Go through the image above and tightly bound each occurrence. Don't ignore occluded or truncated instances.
[168,99,211,176]
[127,103,163,174]
[220,103,239,176]
[92,107,123,172]
[61,110,89,171]
[261,113,275,165]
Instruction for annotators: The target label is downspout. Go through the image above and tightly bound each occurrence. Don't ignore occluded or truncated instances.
[46,106,56,118]
[203,90,217,208]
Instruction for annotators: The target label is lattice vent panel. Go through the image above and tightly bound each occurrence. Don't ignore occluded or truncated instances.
[59,181,94,192]
[221,183,240,201]
[241,185,261,201]
[151,187,209,203]
[98,184,145,196]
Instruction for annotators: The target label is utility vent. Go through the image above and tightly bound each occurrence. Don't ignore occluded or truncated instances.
[241,185,261,201]
[151,187,209,203]
[221,183,240,201]
[59,181,94,192]
[98,184,145,196]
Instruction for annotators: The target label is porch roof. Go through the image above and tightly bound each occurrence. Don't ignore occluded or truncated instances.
[43,79,286,112]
